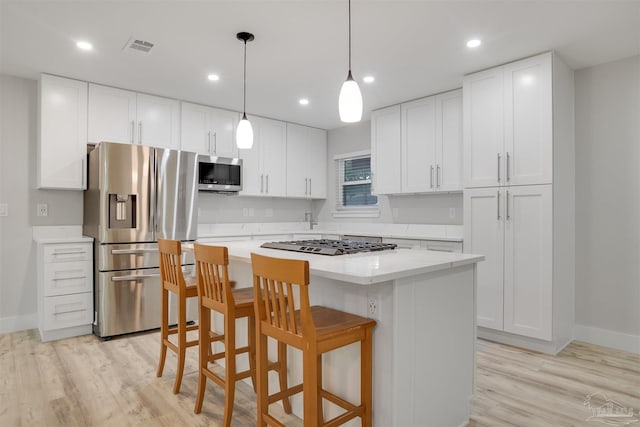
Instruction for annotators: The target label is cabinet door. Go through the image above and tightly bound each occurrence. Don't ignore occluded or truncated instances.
[503,185,552,341]
[209,107,239,158]
[88,84,136,144]
[238,115,262,196]
[503,53,552,186]
[136,93,180,149]
[371,105,401,194]
[307,127,327,199]
[463,68,504,188]
[285,123,308,198]
[180,102,211,155]
[464,188,504,330]
[401,97,437,193]
[260,117,287,197]
[436,90,463,192]
[38,75,88,189]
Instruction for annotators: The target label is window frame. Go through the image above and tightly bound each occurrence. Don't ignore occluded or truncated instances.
[332,150,380,218]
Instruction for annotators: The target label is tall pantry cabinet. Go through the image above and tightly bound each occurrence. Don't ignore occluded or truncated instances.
[463,52,575,354]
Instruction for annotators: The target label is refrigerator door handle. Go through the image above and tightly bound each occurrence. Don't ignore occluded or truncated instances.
[111,273,161,282]
[148,150,156,239]
[111,248,159,255]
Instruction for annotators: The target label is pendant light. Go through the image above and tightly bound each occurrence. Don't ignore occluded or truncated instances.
[236,32,255,149]
[338,0,362,123]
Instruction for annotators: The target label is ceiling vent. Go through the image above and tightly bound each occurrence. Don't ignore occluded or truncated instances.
[123,37,154,54]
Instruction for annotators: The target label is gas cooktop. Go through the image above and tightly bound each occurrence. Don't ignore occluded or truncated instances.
[260,239,397,256]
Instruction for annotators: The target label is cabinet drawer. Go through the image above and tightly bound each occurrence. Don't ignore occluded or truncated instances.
[43,293,93,331]
[382,238,422,250]
[43,261,92,296]
[421,240,462,253]
[43,243,92,263]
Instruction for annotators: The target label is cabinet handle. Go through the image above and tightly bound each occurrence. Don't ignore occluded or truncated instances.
[52,275,87,281]
[266,175,269,193]
[208,131,212,153]
[261,174,264,193]
[436,165,441,188]
[305,178,308,195]
[506,190,510,220]
[506,152,511,182]
[497,153,501,182]
[138,121,143,145]
[53,249,86,255]
[130,120,135,144]
[213,132,217,153]
[430,165,434,188]
[54,308,87,315]
[309,178,311,195]
[497,190,501,220]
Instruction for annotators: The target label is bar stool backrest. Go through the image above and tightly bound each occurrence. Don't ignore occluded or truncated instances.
[250,253,315,347]
[158,238,185,293]
[193,243,234,313]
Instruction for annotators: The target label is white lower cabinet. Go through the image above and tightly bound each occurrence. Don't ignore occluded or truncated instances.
[382,238,463,252]
[464,185,552,341]
[37,240,94,342]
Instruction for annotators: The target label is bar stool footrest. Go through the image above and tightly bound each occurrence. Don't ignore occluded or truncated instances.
[268,383,303,405]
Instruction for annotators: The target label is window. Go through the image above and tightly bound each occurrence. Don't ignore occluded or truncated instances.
[334,151,379,218]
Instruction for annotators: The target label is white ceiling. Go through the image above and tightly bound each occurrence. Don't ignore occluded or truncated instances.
[1,1,639,130]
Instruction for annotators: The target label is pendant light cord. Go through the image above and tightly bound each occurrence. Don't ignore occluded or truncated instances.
[348,0,352,71]
[243,40,247,116]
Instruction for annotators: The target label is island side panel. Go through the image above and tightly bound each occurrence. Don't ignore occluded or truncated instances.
[393,264,476,427]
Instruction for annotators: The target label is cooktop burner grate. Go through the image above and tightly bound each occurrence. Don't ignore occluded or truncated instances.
[260,239,397,256]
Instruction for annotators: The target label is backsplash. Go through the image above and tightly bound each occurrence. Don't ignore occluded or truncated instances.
[197,193,311,224]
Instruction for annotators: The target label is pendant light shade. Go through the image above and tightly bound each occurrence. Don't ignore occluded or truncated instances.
[236,32,255,149]
[339,0,362,123]
[339,71,363,123]
[236,113,254,149]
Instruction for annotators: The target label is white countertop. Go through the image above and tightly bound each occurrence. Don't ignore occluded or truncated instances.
[195,240,483,285]
[198,222,464,242]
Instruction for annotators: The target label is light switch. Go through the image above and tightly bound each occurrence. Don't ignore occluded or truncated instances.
[0,203,8,217]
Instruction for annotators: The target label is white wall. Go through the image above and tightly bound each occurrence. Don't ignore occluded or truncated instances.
[314,120,463,224]
[198,193,310,224]
[0,74,84,333]
[574,55,640,352]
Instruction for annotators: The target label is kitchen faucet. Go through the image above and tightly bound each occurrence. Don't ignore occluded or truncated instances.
[304,211,318,230]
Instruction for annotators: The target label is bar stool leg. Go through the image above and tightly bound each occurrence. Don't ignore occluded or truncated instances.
[247,314,257,393]
[256,331,269,427]
[194,305,211,414]
[173,291,187,394]
[361,328,373,427]
[316,354,323,425]
[302,349,320,427]
[156,287,169,377]
[277,342,292,414]
[223,316,236,427]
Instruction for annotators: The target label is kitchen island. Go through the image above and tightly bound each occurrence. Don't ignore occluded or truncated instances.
[198,240,484,427]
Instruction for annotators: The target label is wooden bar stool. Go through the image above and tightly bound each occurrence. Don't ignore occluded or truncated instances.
[193,243,292,426]
[250,253,377,427]
[156,238,199,394]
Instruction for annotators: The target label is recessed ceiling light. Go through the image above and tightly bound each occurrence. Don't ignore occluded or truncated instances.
[363,76,375,83]
[76,41,93,51]
[299,98,310,106]
[466,39,482,49]
[207,74,220,81]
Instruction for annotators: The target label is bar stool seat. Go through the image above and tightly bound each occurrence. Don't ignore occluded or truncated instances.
[156,238,199,394]
[193,244,291,427]
[251,253,376,427]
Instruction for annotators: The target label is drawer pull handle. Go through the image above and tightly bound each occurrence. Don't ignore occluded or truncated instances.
[52,275,86,281]
[111,248,158,255]
[53,250,86,255]
[54,308,87,315]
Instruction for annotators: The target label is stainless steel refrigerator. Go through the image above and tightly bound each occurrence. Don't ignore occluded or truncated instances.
[84,142,198,339]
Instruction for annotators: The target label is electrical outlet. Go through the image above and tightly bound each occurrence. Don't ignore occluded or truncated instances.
[449,208,455,218]
[37,203,48,217]
[0,203,8,217]
[367,296,379,318]
[248,208,254,217]
[242,208,249,217]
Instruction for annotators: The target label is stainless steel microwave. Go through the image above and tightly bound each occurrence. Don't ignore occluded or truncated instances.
[197,155,242,192]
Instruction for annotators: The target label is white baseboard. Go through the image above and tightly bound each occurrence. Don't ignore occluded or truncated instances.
[0,313,37,334]
[574,324,640,354]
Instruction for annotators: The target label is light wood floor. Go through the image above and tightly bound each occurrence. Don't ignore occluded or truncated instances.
[1,329,638,426]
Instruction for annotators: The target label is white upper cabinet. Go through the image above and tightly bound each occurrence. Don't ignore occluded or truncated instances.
[181,102,239,157]
[239,116,286,197]
[503,55,552,186]
[371,105,401,195]
[88,84,180,149]
[286,123,327,199]
[402,97,437,193]
[463,52,552,188]
[38,74,88,190]
[373,89,462,195]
